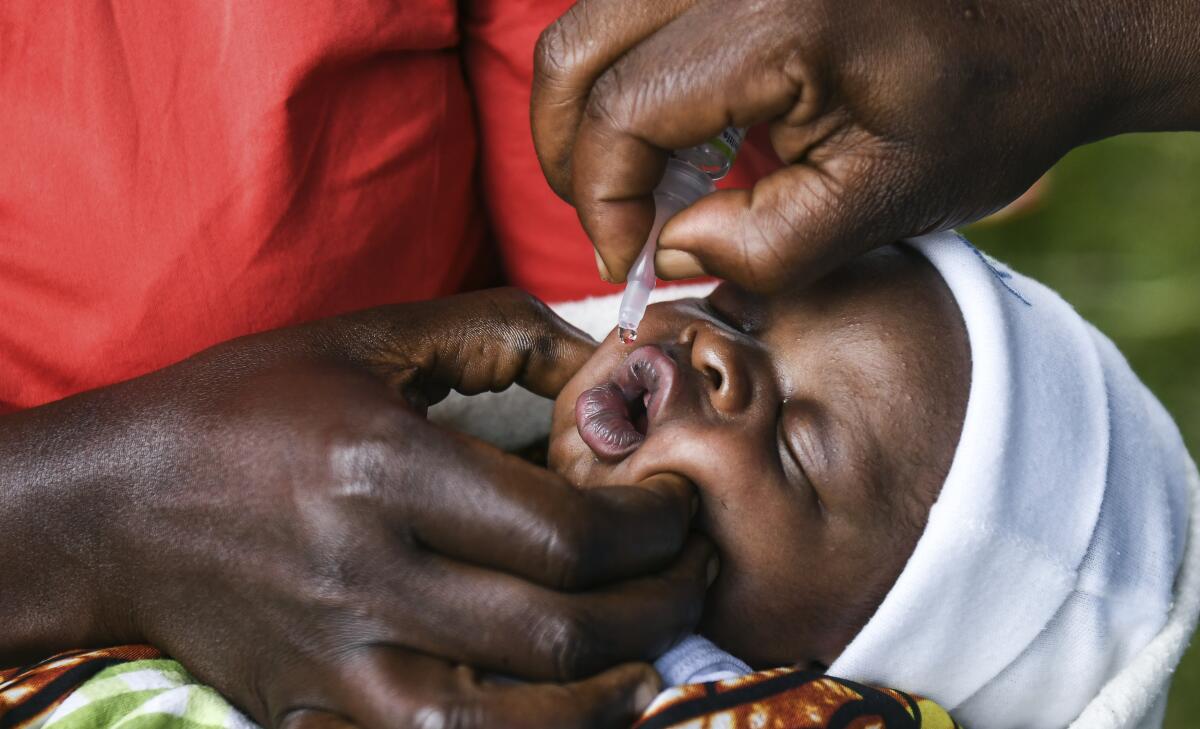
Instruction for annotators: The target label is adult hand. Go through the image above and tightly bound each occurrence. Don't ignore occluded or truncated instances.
[0,289,712,729]
[532,0,1200,291]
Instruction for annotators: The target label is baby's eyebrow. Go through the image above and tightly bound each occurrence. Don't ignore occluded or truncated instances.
[697,297,739,329]
[705,286,768,334]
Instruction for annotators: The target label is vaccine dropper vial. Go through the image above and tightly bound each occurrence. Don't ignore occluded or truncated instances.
[616,128,745,344]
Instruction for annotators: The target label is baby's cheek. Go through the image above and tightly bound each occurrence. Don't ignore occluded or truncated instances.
[632,424,769,496]
[547,425,586,482]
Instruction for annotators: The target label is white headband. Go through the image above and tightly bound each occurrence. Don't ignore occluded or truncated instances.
[829,232,1191,728]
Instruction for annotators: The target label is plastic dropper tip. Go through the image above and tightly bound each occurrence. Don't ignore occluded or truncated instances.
[618,327,638,345]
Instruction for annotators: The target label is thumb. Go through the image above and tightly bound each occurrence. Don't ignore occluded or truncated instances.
[657,150,925,292]
[491,662,663,729]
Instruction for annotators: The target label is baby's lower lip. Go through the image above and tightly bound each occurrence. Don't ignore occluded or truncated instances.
[575,383,644,460]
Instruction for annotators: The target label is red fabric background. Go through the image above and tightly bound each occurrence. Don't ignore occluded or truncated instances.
[0,1,489,412]
[463,0,782,302]
[0,1,780,412]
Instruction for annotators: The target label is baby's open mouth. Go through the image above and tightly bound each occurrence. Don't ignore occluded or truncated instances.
[575,345,678,460]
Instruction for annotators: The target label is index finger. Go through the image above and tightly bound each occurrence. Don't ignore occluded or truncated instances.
[383,411,695,590]
[532,0,698,202]
[658,135,943,291]
[333,648,661,729]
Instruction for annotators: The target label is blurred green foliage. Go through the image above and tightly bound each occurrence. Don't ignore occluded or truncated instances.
[964,132,1200,727]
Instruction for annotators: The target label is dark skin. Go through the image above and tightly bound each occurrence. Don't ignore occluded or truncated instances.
[530,0,1200,290]
[550,247,971,668]
[0,288,714,729]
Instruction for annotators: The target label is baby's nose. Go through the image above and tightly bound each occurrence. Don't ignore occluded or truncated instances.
[681,320,753,415]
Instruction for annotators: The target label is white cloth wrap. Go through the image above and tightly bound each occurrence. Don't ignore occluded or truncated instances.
[821,232,1192,729]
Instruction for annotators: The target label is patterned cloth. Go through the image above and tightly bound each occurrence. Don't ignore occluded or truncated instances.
[0,647,161,729]
[635,667,961,729]
[3,648,960,729]
[0,649,255,729]
[36,659,256,729]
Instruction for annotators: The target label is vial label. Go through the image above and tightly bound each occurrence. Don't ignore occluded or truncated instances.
[718,127,746,154]
[710,127,746,164]
[675,126,747,179]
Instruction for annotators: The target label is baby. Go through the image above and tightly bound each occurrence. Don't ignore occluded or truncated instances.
[546,232,1195,729]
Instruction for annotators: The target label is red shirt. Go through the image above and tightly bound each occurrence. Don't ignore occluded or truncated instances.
[0,0,778,412]
[464,0,781,301]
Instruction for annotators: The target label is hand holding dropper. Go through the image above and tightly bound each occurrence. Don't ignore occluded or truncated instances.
[616,128,745,344]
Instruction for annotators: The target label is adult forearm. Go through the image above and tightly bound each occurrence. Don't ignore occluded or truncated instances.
[0,292,696,729]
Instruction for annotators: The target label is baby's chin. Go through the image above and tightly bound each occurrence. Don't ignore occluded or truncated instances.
[547,428,594,486]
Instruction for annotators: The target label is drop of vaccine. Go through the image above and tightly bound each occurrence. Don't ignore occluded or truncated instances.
[618,327,638,345]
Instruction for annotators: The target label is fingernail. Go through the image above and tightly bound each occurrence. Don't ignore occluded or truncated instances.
[633,678,660,714]
[654,249,706,280]
[595,250,613,283]
[706,555,720,586]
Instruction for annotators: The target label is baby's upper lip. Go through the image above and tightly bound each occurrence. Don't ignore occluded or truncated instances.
[574,345,680,461]
[615,345,679,425]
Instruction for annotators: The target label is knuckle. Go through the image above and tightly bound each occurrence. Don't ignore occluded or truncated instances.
[491,287,544,320]
[300,433,419,606]
[409,699,484,729]
[535,608,602,680]
[533,20,574,85]
[473,287,557,381]
[303,541,370,613]
[324,429,394,502]
[540,526,585,589]
[509,293,575,355]
[583,66,629,129]
[476,285,529,317]
[274,709,329,729]
[534,2,598,89]
[540,518,602,590]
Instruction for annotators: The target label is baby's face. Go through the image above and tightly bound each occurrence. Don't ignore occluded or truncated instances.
[550,247,970,668]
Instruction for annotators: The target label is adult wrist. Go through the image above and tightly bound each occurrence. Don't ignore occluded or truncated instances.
[0,388,148,661]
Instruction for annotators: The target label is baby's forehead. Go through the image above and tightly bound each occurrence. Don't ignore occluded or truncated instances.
[754,247,964,373]
[767,246,948,321]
